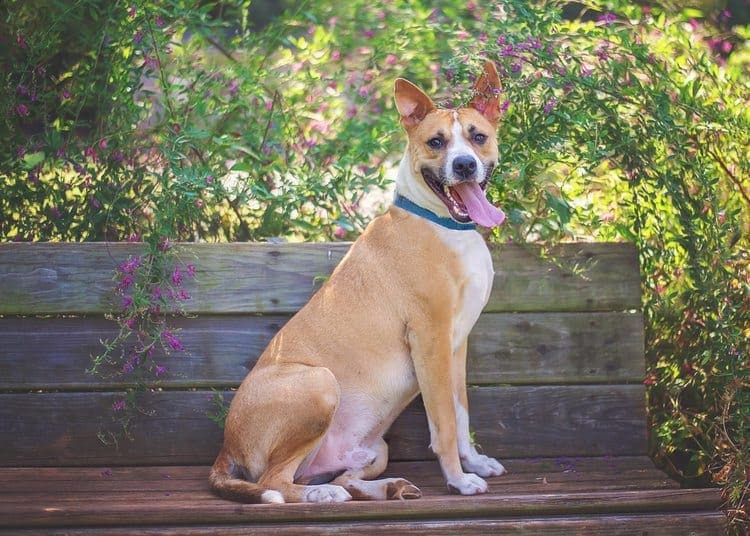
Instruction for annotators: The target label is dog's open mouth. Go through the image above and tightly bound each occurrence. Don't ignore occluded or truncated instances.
[421,167,506,228]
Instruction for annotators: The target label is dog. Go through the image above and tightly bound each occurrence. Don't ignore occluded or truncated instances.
[210,60,507,504]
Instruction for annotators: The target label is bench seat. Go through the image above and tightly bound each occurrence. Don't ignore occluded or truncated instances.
[0,458,726,534]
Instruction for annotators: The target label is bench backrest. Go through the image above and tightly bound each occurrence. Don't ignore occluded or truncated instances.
[0,242,644,467]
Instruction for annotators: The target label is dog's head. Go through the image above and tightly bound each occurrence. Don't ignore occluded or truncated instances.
[394,61,505,228]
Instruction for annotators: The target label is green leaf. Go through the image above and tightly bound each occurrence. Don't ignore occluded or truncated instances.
[22,152,45,169]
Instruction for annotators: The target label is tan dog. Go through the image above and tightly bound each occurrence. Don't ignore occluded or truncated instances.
[210,61,507,504]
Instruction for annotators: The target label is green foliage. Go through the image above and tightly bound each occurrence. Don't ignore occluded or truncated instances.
[2,0,748,530]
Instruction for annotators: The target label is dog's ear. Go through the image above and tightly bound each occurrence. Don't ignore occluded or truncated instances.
[469,60,502,124]
[394,78,436,129]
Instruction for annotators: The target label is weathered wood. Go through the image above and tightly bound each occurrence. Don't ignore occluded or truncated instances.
[0,242,641,314]
[1,513,728,536]
[0,485,724,529]
[0,456,665,482]
[0,312,644,390]
[0,386,646,466]
[0,458,677,494]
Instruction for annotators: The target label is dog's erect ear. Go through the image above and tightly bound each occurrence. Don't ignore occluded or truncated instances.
[394,78,436,129]
[469,60,502,124]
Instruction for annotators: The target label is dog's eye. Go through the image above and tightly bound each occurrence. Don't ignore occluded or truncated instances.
[427,137,444,150]
[472,133,488,145]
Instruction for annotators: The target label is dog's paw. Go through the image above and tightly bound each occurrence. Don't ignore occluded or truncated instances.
[461,454,507,478]
[303,484,352,503]
[386,478,422,500]
[446,472,489,495]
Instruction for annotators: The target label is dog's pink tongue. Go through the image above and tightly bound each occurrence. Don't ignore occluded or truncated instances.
[453,182,506,228]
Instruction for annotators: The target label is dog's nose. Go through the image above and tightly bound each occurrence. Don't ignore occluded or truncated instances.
[452,156,477,179]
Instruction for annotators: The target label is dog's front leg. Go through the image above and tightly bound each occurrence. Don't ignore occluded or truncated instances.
[407,321,489,495]
[453,340,507,478]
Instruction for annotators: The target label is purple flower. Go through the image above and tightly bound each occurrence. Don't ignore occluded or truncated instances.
[152,286,162,299]
[155,364,167,377]
[118,274,134,290]
[124,318,136,330]
[543,97,557,114]
[500,99,510,113]
[177,289,190,301]
[50,206,61,219]
[511,62,521,73]
[101,468,113,477]
[112,399,126,412]
[133,31,143,44]
[501,44,514,56]
[16,104,29,116]
[205,175,214,185]
[119,256,141,274]
[128,6,136,17]
[597,12,617,26]
[122,295,134,308]
[162,331,184,351]
[17,85,29,96]
[185,264,196,278]
[171,267,183,286]
[155,15,165,27]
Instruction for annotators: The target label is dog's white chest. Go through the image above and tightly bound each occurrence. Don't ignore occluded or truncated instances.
[434,227,494,350]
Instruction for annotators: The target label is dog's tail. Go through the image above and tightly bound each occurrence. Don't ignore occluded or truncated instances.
[209,448,284,504]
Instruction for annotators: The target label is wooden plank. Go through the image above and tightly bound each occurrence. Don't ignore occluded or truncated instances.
[0,457,664,482]
[0,242,641,315]
[0,386,646,466]
[0,486,724,529]
[0,512,729,535]
[0,459,677,494]
[0,312,644,390]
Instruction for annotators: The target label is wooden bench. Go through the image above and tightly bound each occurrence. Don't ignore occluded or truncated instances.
[0,242,727,534]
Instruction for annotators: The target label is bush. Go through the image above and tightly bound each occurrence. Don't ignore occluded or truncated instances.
[2,0,748,530]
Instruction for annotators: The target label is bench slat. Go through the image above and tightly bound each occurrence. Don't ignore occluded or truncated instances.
[1,513,727,536]
[0,311,644,390]
[0,386,646,466]
[0,478,723,530]
[0,242,641,314]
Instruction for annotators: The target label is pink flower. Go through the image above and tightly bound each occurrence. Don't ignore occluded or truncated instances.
[385,54,397,65]
[16,104,29,116]
[334,226,346,239]
[194,199,203,209]
[155,15,164,27]
[112,399,126,412]
[128,6,136,17]
[124,317,136,330]
[99,139,107,150]
[331,50,341,61]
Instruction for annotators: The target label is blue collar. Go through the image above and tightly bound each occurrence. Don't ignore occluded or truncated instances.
[393,192,477,231]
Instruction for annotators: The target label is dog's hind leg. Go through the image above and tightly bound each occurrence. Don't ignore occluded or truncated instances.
[213,363,351,503]
[330,438,421,500]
